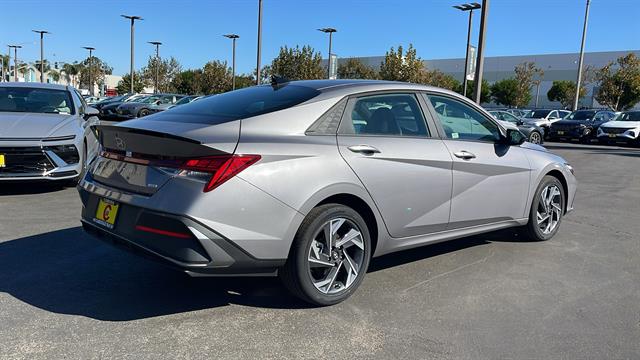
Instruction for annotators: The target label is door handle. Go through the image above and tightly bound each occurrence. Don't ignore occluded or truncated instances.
[348,145,381,155]
[453,150,476,160]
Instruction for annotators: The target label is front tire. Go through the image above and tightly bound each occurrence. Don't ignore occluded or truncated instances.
[281,204,371,306]
[138,109,150,117]
[520,175,565,241]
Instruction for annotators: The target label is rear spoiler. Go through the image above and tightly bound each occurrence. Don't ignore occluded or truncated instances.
[92,125,227,159]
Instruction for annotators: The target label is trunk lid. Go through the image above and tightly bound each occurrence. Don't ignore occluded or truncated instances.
[91,120,240,195]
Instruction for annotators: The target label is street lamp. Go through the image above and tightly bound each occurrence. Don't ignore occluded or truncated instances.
[574,0,591,111]
[32,30,50,82]
[148,41,162,93]
[223,34,239,90]
[8,45,22,82]
[121,15,143,94]
[472,0,489,104]
[453,3,481,97]
[318,28,337,79]
[82,47,95,96]
[256,0,263,85]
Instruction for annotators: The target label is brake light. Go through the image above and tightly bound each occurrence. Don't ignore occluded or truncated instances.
[100,150,260,192]
[181,155,261,192]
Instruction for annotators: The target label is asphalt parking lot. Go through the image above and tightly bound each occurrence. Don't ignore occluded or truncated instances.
[0,142,639,359]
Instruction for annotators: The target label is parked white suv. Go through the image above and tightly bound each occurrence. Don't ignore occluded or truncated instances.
[597,111,640,146]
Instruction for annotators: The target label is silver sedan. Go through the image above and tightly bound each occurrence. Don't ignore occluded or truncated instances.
[78,80,577,305]
[0,83,99,182]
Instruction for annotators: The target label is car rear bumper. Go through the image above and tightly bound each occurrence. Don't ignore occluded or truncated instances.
[79,187,286,276]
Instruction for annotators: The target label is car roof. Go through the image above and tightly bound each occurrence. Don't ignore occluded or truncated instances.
[269,79,462,101]
[0,82,71,91]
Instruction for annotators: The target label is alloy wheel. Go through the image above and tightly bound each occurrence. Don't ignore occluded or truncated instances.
[536,184,562,235]
[529,131,542,144]
[307,218,365,294]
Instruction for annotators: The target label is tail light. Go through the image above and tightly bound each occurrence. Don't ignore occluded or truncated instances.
[179,155,261,192]
[100,150,260,192]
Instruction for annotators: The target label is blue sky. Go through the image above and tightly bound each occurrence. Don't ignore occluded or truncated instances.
[2,0,639,76]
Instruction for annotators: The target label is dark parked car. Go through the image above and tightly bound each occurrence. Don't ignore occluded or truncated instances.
[116,94,185,119]
[548,109,616,143]
[489,110,544,144]
[98,94,149,121]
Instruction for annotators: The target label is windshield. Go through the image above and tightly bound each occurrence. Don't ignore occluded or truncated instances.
[566,110,596,121]
[616,111,640,121]
[139,96,161,104]
[0,87,75,115]
[524,110,551,118]
[174,96,194,106]
[152,84,321,125]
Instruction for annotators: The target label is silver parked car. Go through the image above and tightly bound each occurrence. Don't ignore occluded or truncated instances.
[0,82,99,182]
[78,80,577,305]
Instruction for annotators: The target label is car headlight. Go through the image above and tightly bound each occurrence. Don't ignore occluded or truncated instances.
[45,144,80,164]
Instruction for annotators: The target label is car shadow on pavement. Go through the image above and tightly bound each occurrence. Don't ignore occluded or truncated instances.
[0,226,524,321]
[0,227,311,322]
[0,182,70,196]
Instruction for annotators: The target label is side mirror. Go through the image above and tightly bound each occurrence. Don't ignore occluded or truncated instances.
[502,128,526,145]
[83,106,99,120]
[155,100,161,105]
[516,119,524,126]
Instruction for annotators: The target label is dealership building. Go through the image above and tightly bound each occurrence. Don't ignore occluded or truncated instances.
[341,50,640,109]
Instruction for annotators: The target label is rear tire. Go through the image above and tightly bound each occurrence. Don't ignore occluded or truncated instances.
[520,175,565,241]
[138,109,150,117]
[281,204,371,306]
[528,131,542,145]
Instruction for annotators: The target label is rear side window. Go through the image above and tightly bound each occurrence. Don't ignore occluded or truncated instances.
[151,85,320,124]
[340,93,429,137]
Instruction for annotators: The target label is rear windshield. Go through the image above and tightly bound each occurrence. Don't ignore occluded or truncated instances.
[0,87,75,115]
[151,85,320,124]
[566,110,596,120]
[524,110,551,118]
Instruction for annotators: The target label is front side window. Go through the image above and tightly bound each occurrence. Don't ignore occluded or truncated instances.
[428,94,500,142]
[0,87,74,115]
[342,93,429,137]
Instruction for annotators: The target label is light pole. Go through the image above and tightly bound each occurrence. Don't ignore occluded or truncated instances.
[82,47,95,96]
[121,15,143,94]
[256,0,263,85]
[574,0,591,111]
[318,28,337,79]
[472,0,489,104]
[453,3,481,97]
[32,30,50,82]
[8,45,22,82]
[148,41,162,93]
[223,34,239,90]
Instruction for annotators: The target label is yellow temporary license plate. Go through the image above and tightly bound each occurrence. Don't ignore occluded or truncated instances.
[557,131,564,135]
[609,134,616,138]
[0,154,5,168]
[94,198,119,229]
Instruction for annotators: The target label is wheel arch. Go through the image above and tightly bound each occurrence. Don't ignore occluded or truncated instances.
[545,169,569,214]
[315,193,380,256]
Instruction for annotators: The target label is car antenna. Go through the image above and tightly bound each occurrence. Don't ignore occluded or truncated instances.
[270,75,289,90]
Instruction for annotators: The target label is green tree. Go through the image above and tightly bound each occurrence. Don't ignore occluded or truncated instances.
[170,69,203,95]
[379,44,424,82]
[234,73,255,89]
[337,58,378,79]
[455,79,491,103]
[116,72,146,94]
[490,78,520,107]
[513,62,542,107]
[200,60,232,94]
[1,54,8,78]
[547,80,586,108]
[142,56,182,93]
[270,45,324,80]
[78,56,113,91]
[418,68,460,91]
[61,62,82,87]
[594,53,640,111]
